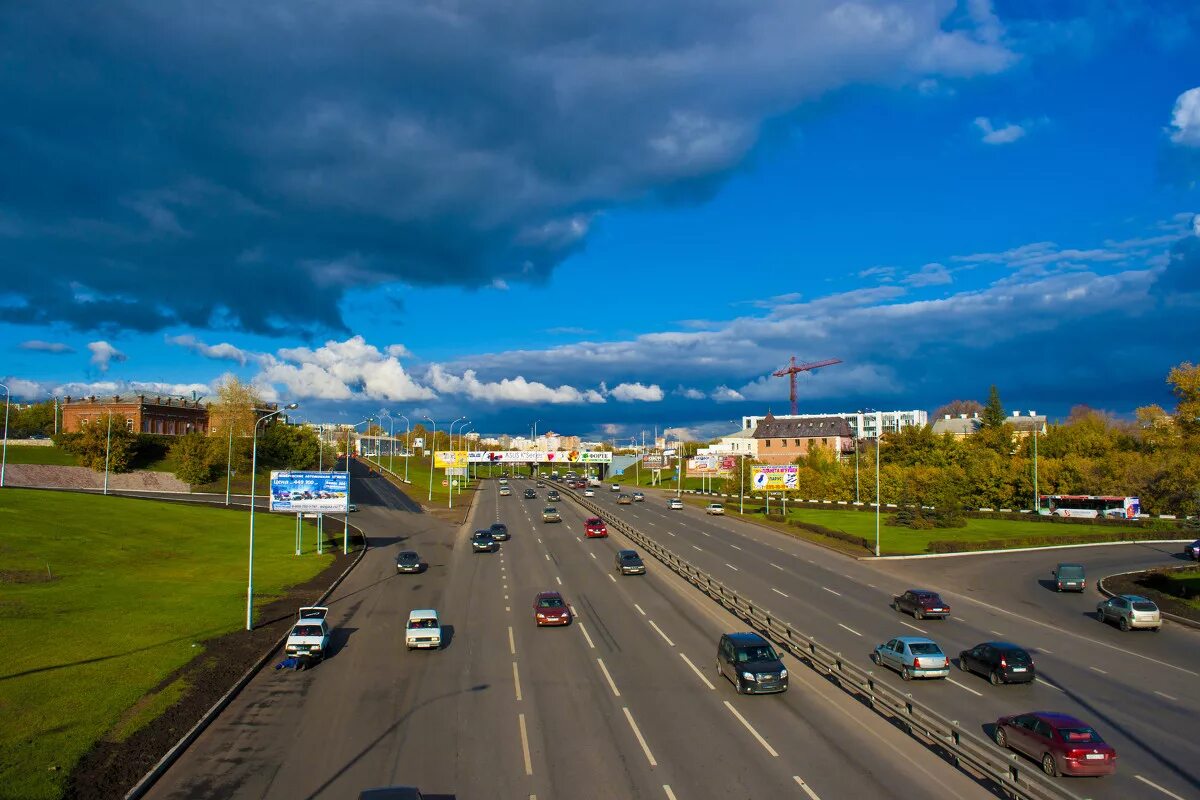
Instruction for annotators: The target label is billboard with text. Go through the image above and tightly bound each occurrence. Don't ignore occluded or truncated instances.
[467,450,612,463]
[269,471,350,513]
[434,451,469,468]
[752,465,797,490]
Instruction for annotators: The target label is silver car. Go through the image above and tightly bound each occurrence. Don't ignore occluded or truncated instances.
[1096,594,1161,631]
[872,636,950,681]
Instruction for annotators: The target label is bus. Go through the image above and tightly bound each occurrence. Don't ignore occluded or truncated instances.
[1038,495,1140,519]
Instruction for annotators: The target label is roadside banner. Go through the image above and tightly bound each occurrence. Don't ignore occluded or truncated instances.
[412,437,424,449]
[270,471,350,513]
[577,451,613,463]
[642,454,665,468]
[467,450,612,463]
[445,467,468,477]
[752,465,797,490]
[434,451,468,468]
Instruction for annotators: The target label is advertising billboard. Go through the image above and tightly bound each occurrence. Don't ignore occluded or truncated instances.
[270,471,350,513]
[434,451,469,468]
[642,454,666,469]
[752,465,798,491]
[577,451,613,463]
[467,450,613,463]
[412,437,425,449]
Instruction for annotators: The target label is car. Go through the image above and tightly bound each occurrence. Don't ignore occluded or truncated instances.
[536,480,545,488]
[871,636,950,681]
[584,517,608,538]
[1051,563,1086,592]
[705,503,724,515]
[286,607,331,661]
[668,497,683,510]
[617,493,632,505]
[716,632,788,694]
[957,641,1035,685]
[533,591,571,626]
[1184,539,1200,560]
[498,477,508,485]
[993,712,1117,777]
[632,491,645,502]
[358,787,424,800]
[610,483,620,492]
[405,609,442,650]
[523,488,537,499]
[499,486,512,497]
[547,490,561,502]
[489,522,510,541]
[583,487,595,497]
[471,531,499,552]
[891,589,951,620]
[1096,594,1160,631]
[348,503,358,512]
[542,506,562,523]
[615,549,646,575]
[395,550,424,573]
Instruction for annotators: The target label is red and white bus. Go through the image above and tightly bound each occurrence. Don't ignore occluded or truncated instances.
[1038,495,1140,519]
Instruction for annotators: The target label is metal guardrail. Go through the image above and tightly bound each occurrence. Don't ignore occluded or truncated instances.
[555,481,1090,800]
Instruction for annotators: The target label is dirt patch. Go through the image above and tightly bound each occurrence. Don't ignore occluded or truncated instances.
[1104,568,1200,625]
[0,568,58,584]
[63,533,364,800]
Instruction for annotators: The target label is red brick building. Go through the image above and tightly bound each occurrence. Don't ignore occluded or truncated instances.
[751,412,854,465]
[61,394,209,436]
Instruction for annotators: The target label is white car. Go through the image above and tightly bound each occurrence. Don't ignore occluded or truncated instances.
[406,609,442,650]
[286,607,331,661]
[583,488,595,497]
[610,484,621,492]
[499,486,512,496]
[705,503,725,515]
[668,498,683,510]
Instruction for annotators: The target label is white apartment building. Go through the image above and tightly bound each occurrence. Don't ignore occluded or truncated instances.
[698,428,759,458]
[741,409,928,440]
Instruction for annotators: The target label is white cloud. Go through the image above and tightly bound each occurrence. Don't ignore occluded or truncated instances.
[264,336,435,402]
[1167,87,1200,147]
[1194,214,1200,237]
[425,364,604,405]
[676,386,707,400]
[4,378,48,399]
[166,334,258,366]
[19,340,73,353]
[711,385,745,402]
[609,382,664,402]
[385,343,413,359]
[974,116,1026,144]
[10,378,211,400]
[904,262,953,287]
[87,341,127,372]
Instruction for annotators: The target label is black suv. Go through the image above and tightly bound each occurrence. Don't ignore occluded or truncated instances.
[615,549,646,575]
[547,490,561,502]
[523,488,537,499]
[489,522,510,541]
[471,531,498,553]
[716,632,787,694]
[957,641,1035,685]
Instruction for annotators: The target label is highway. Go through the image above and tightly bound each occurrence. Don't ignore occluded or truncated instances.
[143,468,990,799]
[582,483,1199,800]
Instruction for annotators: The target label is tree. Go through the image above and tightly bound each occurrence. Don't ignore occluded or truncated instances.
[1168,361,1200,438]
[171,432,217,485]
[1133,405,1177,452]
[980,385,1006,428]
[207,374,262,440]
[932,399,983,421]
[66,413,137,472]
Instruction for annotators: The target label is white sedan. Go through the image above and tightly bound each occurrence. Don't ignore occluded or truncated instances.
[705,503,725,515]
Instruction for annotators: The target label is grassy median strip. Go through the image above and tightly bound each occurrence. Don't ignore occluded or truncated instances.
[0,488,334,800]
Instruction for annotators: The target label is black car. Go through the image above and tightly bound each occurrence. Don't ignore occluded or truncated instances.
[489,522,510,541]
[395,550,423,573]
[957,641,1035,685]
[523,488,537,499]
[716,632,788,694]
[1184,540,1200,560]
[471,531,499,553]
[547,490,561,502]
[615,549,646,575]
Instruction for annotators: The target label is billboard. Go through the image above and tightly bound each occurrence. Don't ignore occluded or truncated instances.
[467,450,612,463]
[642,454,666,469]
[270,471,350,513]
[434,451,468,468]
[752,465,798,491]
[412,437,425,449]
[577,451,613,463]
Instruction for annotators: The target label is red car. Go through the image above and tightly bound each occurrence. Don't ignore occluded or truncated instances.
[993,712,1116,777]
[533,591,571,626]
[892,589,951,620]
[584,517,608,538]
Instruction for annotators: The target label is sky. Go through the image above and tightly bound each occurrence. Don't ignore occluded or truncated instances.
[2,1,1199,442]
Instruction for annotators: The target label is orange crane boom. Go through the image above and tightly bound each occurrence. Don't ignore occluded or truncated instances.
[771,356,843,416]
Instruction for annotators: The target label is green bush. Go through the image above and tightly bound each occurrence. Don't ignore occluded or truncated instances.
[926,528,1175,553]
[788,519,871,551]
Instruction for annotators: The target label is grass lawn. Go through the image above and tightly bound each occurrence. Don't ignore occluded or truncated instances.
[0,489,334,800]
[1,445,80,467]
[364,454,479,511]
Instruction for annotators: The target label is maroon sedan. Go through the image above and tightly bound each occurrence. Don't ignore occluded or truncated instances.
[892,589,951,620]
[533,591,572,626]
[993,712,1116,777]
[584,517,608,538]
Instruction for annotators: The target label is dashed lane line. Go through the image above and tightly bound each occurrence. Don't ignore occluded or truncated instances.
[597,658,621,697]
[508,626,515,655]
[556,576,562,586]
[725,563,739,571]
[772,588,790,598]
[1036,678,1063,692]
[1154,690,1177,701]
[794,776,821,800]
[771,564,784,571]
[723,700,778,757]
[649,620,675,647]
[518,713,533,776]
[663,786,678,800]
[679,652,715,690]
[1134,775,1187,800]
[623,707,658,766]
[897,620,926,634]
[634,603,647,616]
[838,623,862,637]
[513,661,523,701]
[946,678,982,697]
[578,622,596,649]
[822,587,842,597]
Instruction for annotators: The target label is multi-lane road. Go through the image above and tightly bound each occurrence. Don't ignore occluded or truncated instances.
[143,466,995,799]
[582,483,1199,800]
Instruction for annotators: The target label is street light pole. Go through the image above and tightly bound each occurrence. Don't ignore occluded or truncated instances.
[0,381,10,488]
[424,416,437,501]
[379,411,395,475]
[875,411,882,558]
[345,417,372,555]
[855,436,860,504]
[399,415,410,482]
[247,403,297,631]
[225,425,234,506]
[1033,426,1039,513]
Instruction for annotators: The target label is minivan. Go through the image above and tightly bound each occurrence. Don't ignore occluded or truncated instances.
[716,632,788,694]
[1052,563,1086,592]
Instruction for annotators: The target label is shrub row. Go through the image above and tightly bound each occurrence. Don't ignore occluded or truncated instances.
[786,519,871,551]
[926,528,1180,553]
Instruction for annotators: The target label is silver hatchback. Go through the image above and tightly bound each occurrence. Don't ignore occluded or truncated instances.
[1096,594,1161,631]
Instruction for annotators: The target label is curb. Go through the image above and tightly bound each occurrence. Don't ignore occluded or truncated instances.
[861,539,1194,561]
[1097,567,1200,632]
[123,528,369,800]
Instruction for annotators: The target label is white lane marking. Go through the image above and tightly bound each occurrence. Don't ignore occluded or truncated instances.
[609,574,617,583]
[772,588,790,598]
[771,563,784,571]
[807,559,815,564]
[576,536,583,542]
[794,776,821,800]
[989,629,1004,636]
[597,658,621,696]
[506,606,511,612]
[947,678,983,697]
[679,652,715,690]
[668,531,676,537]
[700,531,711,537]
[555,576,562,586]
[1035,677,1063,691]
[513,661,523,701]
[729,544,743,551]
[544,554,549,561]
[578,622,596,649]
[1154,690,1178,701]
[1040,648,1052,654]
[1135,775,1187,800]
[590,552,597,560]
[623,707,657,766]
[1090,666,1107,675]
[649,620,676,647]
[647,522,655,526]
[725,563,739,571]
[518,713,533,775]
[663,786,677,800]
[537,537,542,543]
[867,583,876,589]
[505,595,509,601]
[634,603,647,616]
[723,700,779,757]
[897,620,926,634]
[838,623,862,637]
[822,587,842,597]
[508,626,516,655]
[692,545,703,552]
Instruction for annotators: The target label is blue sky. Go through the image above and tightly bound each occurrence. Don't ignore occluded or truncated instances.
[2,1,1199,440]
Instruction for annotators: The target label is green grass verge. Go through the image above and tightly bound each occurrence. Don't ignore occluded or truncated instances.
[0,489,334,800]
[363,454,480,510]
[1,445,80,466]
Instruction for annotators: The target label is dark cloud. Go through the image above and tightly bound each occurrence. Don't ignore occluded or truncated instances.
[0,1,1010,334]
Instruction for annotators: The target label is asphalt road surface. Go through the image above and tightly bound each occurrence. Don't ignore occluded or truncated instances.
[142,468,991,799]
[581,483,1199,800]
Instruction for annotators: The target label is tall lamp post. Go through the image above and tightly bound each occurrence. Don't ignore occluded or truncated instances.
[398,414,411,482]
[103,411,114,495]
[874,410,882,558]
[247,402,298,631]
[460,426,473,489]
[344,417,373,554]
[1,381,12,488]
[423,416,437,501]
[379,410,395,475]
[1032,425,1039,513]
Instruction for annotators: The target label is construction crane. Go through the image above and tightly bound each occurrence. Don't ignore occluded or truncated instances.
[772,356,843,416]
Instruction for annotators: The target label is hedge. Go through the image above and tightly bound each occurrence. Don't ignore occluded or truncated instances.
[786,519,871,551]
[925,528,1182,553]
